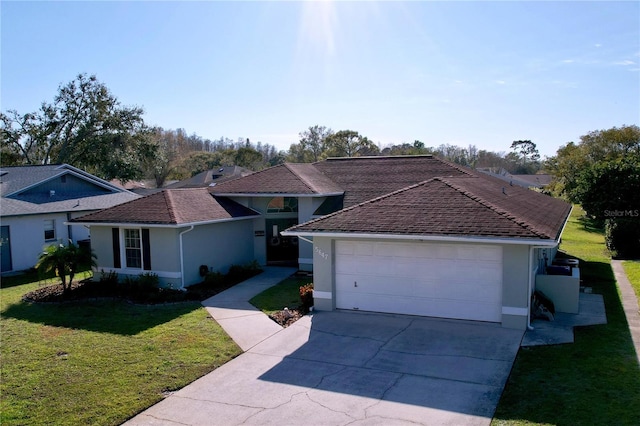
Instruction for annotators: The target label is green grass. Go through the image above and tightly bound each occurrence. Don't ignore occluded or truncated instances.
[0,271,242,426]
[493,206,640,425]
[622,260,640,305]
[249,276,312,315]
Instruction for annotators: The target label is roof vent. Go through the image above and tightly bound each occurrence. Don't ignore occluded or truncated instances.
[49,190,56,197]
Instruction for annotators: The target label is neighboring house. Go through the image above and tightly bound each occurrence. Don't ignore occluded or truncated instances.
[476,168,553,189]
[0,164,139,273]
[71,155,572,330]
[164,166,253,189]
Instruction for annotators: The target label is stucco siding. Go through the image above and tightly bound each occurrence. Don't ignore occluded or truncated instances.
[90,226,115,269]
[149,228,180,272]
[182,220,254,286]
[311,237,334,311]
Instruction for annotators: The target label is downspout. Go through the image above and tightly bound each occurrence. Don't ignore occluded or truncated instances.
[178,226,195,291]
[527,246,536,331]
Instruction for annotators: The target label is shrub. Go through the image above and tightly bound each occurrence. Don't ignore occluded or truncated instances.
[606,218,640,259]
[99,270,119,286]
[299,283,314,312]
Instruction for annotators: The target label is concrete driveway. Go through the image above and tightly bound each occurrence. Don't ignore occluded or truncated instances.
[124,310,523,425]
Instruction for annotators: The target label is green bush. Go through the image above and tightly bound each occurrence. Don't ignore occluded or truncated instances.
[606,218,640,259]
[299,283,314,312]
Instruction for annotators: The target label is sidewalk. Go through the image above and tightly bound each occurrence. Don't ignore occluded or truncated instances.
[611,260,640,365]
[201,266,297,351]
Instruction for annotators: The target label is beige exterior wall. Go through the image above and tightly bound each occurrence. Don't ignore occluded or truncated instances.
[182,220,254,286]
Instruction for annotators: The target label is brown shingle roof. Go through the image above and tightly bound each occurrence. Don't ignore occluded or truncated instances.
[71,188,258,225]
[210,163,341,195]
[286,173,571,241]
[313,155,472,207]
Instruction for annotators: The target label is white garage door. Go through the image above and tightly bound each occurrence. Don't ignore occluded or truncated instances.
[335,241,503,322]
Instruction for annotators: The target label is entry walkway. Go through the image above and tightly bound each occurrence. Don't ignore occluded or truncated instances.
[201,266,297,351]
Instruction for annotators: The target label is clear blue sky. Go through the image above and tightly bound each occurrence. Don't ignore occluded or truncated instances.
[2,1,638,158]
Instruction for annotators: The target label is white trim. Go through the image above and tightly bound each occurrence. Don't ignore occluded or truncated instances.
[298,257,313,265]
[98,267,182,279]
[214,192,344,198]
[281,231,560,247]
[502,306,528,316]
[313,291,332,300]
[68,215,259,228]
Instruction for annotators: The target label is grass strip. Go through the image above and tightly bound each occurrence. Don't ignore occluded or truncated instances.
[622,260,640,305]
[249,276,312,315]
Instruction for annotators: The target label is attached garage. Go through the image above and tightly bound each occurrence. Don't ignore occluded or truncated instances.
[335,241,503,322]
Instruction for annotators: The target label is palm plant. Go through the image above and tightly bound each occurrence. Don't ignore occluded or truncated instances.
[36,241,97,294]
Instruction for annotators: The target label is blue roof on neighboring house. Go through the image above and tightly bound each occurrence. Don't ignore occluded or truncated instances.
[0,164,139,217]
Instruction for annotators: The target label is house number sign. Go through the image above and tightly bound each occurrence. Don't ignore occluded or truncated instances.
[314,246,329,260]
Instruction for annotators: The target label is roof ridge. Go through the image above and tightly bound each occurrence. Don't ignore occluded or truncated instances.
[283,163,316,193]
[432,157,476,177]
[436,177,548,238]
[162,189,179,223]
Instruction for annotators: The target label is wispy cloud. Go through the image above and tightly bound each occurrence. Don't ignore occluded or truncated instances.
[614,60,636,66]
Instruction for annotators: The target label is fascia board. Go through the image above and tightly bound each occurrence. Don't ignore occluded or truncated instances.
[66,214,260,229]
[280,230,560,247]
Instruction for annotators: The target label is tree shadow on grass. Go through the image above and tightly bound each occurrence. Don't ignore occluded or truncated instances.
[576,214,605,234]
[495,256,640,425]
[1,298,202,336]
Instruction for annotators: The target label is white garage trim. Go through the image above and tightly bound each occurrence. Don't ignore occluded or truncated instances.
[335,241,503,323]
[313,291,332,300]
[502,306,528,316]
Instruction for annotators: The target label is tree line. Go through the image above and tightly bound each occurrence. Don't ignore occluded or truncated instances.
[2,74,547,185]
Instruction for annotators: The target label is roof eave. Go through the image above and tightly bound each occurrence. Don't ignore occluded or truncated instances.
[67,214,260,228]
[213,192,344,197]
[281,230,561,247]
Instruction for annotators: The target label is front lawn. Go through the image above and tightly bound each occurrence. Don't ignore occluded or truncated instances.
[493,206,640,425]
[249,275,312,315]
[0,271,242,426]
[623,260,640,304]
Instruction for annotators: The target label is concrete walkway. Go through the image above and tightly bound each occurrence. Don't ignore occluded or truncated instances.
[201,266,297,351]
[611,260,640,365]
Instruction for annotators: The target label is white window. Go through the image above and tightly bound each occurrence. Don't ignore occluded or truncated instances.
[124,229,142,269]
[44,220,56,241]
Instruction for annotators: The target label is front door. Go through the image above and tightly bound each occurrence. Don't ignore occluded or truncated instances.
[1,226,12,272]
[265,218,298,265]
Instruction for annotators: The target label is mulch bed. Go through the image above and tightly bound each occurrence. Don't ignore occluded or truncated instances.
[269,308,305,327]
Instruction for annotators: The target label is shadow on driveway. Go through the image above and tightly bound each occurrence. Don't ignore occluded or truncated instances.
[253,311,524,425]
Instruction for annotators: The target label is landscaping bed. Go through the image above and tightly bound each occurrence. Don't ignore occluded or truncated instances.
[22,261,263,304]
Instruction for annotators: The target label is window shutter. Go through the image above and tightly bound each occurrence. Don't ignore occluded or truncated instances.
[112,228,121,268]
[142,229,151,271]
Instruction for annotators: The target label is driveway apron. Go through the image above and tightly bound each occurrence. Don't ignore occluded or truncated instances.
[124,306,523,426]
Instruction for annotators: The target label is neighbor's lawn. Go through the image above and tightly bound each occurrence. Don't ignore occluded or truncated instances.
[622,260,640,305]
[0,271,242,426]
[493,206,640,425]
[249,275,313,315]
